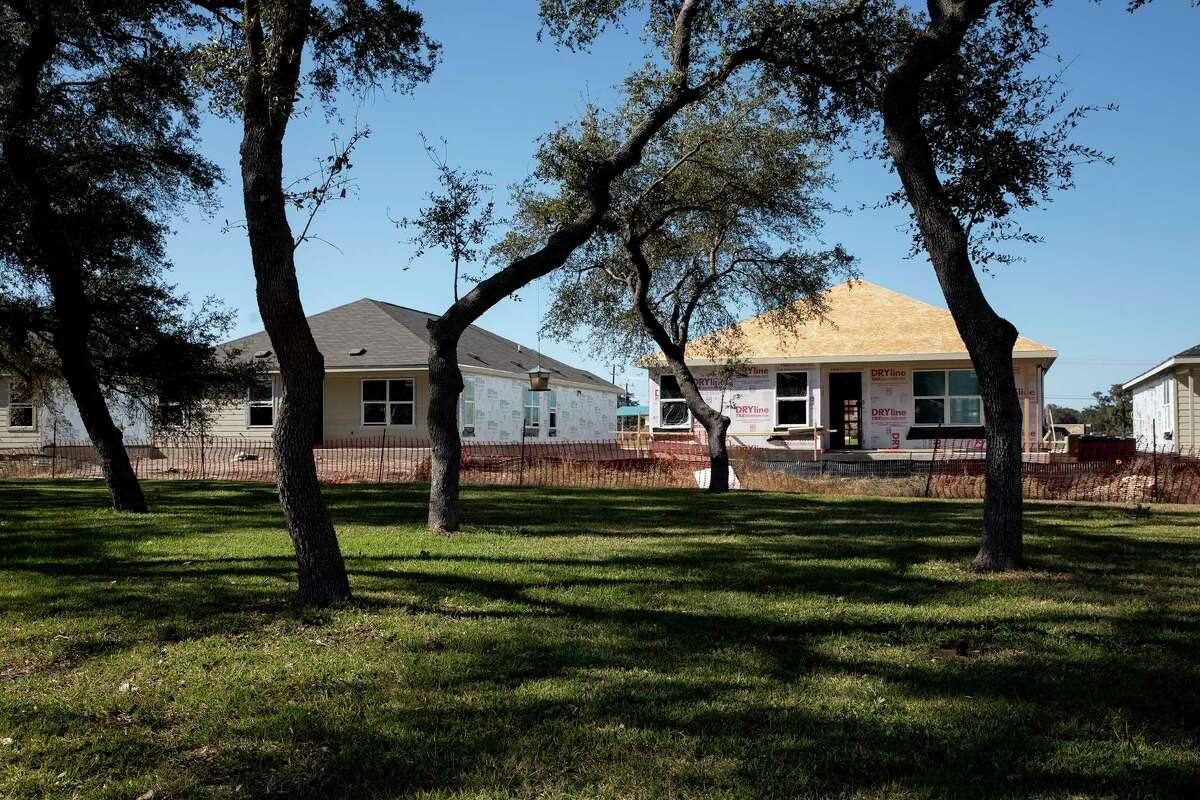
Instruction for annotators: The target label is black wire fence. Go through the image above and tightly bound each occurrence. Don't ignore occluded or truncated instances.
[1,435,1197,505]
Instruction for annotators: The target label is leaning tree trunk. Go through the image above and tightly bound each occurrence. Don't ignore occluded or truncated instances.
[53,321,148,512]
[625,240,732,493]
[426,327,465,533]
[2,8,146,512]
[881,2,1023,570]
[238,2,351,605]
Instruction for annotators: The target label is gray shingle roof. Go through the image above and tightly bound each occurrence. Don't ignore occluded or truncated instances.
[220,298,619,390]
[1175,343,1200,358]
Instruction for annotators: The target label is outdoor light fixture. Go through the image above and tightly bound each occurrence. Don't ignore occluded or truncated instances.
[527,365,551,392]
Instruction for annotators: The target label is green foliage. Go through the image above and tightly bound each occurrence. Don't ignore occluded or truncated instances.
[190,0,439,119]
[2,480,1199,797]
[507,78,855,367]
[0,0,252,432]
[747,0,1114,267]
[1049,387,1133,438]
[1046,403,1081,425]
[396,134,502,301]
[1081,384,1133,437]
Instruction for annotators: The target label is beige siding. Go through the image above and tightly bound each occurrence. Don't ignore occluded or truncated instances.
[322,370,430,441]
[200,372,431,443]
[205,375,279,441]
[1177,368,1199,451]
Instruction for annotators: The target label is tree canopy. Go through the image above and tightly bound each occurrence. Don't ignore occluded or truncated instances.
[0,0,254,491]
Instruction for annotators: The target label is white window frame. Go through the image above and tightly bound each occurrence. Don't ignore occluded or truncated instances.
[658,374,690,429]
[523,388,541,437]
[460,378,477,438]
[361,378,416,427]
[774,371,809,428]
[547,390,558,438]
[5,379,36,431]
[247,377,275,428]
[912,368,983,426]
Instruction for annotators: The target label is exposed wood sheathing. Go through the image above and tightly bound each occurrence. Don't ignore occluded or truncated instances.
[677,281,1054,361]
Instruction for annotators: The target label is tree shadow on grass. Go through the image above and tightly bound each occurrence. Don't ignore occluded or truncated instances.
[3,481,1200,798]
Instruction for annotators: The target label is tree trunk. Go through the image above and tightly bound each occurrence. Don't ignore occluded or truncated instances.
[417,3,766,527]
[1,7,146,512]
[238,1,351,605]
[54,329,148,512]
[426,328,464,533]
[881,1,1023,570]
[670,366,731,493]
[701,409,732,493]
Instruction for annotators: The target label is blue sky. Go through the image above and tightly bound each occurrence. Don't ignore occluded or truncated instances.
[167,1,1198,407]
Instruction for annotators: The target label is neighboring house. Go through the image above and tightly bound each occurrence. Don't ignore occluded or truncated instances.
[1121,344,1200,452]
[645,280,1056,452]
[0,377,151,449]
[211,299,620,444]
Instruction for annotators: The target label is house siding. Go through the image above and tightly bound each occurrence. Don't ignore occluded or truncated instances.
[462,371,616,442]
[203,370,617,444]
[205,374,280,441]
[1175,368,1199,451]
[1131,373,1176,451]
[322,370,430,441]
[0,379,152,449]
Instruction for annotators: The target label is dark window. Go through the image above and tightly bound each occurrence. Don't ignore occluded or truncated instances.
[363,379,415,426]
[659,375,688,427]
[775,371,808,426]
[248,378,274,427]
[7,380,35,429]
[915,398,945,425]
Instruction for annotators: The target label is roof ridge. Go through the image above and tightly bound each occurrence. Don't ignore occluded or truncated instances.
[367,298,439,317]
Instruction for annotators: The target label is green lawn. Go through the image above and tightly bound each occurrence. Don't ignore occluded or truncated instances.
[1,481,1199,799]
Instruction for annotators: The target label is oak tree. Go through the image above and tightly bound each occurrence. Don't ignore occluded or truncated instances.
[0,0,228,511]
[518,84,853,491]
[192,0,437,604]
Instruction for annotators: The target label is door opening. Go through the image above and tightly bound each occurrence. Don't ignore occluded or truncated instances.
[829,372,863,449]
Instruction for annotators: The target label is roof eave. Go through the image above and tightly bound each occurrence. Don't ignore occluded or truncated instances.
[659,350,1058,368]
[1122,356,1200,391]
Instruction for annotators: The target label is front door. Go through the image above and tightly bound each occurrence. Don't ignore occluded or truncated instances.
[829,372,863,449]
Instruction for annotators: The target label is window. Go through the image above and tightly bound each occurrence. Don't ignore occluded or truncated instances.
[775,371,808,426]
[157,401,186,429]
[658,374,689,428]
[5,379,35,429]
[362,379,415,426]
[460,378,477,437]
[1163,380,1171,406]
[523,388,541,436]
[547,391,558,438]
[913,369,981,425]
[248,378,274,427]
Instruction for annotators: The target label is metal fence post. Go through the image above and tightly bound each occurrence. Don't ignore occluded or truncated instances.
[519,425,526,486]
[924,438,940,498]
[378,430,387,484]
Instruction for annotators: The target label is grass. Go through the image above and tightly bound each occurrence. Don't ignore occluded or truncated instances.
[1,481,1199,800]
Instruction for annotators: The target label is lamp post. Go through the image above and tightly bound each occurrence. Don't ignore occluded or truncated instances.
[521,366,550,486]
